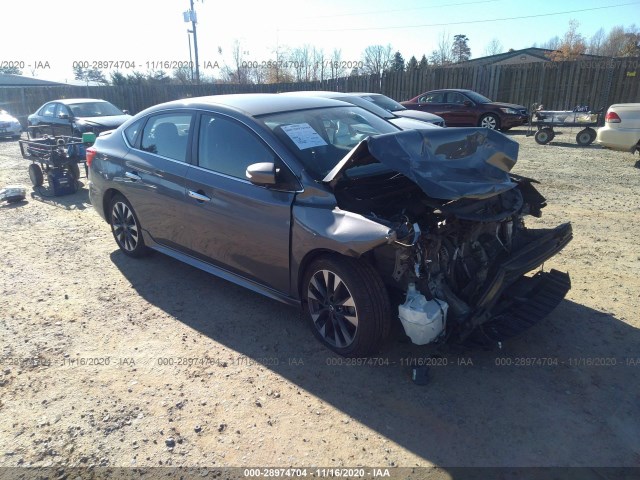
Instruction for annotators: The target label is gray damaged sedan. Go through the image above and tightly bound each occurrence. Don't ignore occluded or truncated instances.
[88,94,572,357]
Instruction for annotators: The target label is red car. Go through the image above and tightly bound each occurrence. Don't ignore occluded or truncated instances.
[401,89,528,131]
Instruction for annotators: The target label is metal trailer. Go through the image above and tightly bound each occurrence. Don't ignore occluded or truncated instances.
[18,133,89,196]
[528,108,604,146]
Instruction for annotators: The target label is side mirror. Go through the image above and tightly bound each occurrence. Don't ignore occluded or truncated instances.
[58,113,70,120]
[122,110,130,115]
[463,100,473,106]
[246,162,276,186]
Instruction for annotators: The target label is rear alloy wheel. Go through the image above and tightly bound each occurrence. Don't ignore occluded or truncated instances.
[534,128,555,145]
[28,163,44,187]
[109,194,148,258]
[576,128,595,146]
[303,255,391,357]
[479,113,500,130]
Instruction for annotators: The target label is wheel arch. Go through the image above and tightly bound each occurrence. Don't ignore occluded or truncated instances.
[101,188,121,222]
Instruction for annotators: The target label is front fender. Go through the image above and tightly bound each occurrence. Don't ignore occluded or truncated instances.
[290,204,396,299]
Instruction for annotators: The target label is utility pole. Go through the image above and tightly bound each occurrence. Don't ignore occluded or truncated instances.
[187,29,194,82]
[184,0,200,84]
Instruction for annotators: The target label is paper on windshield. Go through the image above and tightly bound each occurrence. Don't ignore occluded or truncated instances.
[281,123,328,150]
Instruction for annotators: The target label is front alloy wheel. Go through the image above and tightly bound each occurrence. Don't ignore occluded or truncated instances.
[479,114,499,130]
[307,269,359,349]
[303,255,391,357]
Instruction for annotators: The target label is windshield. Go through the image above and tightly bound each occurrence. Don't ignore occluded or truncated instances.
[68,101,124,117]
[259,106,398,179]
[361,94,405,112]
[464,91,492,104]
[338,96,394,119]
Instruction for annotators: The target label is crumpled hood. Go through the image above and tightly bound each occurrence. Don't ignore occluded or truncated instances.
[323,127,520,200]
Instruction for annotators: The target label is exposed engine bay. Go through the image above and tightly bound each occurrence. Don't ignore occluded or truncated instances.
[328,128,573,345]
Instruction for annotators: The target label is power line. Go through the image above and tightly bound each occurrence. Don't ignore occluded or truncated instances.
[306,0,499,19]
[283,1,640,32]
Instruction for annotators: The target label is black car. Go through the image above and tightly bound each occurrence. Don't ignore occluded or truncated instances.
[402,89,528,131]
[88,94,572,357]
[28,98,131,137]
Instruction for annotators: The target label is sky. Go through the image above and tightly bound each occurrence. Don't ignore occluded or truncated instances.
[1,0,638,83]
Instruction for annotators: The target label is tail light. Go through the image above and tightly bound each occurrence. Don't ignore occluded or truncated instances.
[605,111,621,123]
[86,147,97,167]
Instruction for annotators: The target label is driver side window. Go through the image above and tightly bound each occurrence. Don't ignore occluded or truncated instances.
[198,114,276,179]
[55,104,71,118]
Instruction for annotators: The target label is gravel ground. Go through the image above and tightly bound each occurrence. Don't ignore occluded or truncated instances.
[0,127,639,475]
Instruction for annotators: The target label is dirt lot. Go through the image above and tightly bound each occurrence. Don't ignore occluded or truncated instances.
[0,127,639,475]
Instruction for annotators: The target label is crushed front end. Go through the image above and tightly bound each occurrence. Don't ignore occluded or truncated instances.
[327,128,573,345]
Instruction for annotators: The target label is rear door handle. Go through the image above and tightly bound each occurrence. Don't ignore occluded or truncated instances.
[125,171,141,181]
[188,190,211,202]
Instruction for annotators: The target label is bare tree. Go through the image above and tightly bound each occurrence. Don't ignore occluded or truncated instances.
[329,48,346,79]
[290,45,312,81]
[220,40,251,84]
[361,44,393,75]
[541,35,561,51]
[601,24,640,57]
[429,32,453,66]
[587,28,606,55]
[484,38,503,56]
[311,47,326,81]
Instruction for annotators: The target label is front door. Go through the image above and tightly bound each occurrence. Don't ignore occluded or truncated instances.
[184,113,295,294]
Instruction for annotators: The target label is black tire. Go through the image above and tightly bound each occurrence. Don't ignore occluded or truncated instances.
[576,128,594,146]
[108,194,148,258]
[302,254,391,357]
[479,113,500,130]
[534,128,554,145]
[69,163,81,181]
[28,163,44,187]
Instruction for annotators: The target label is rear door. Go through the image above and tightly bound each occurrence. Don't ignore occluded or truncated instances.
[183,112,296,293]
[444,92,476,126]
[120,111,194,251]
[416,92,451,122]
[34,102,57,136]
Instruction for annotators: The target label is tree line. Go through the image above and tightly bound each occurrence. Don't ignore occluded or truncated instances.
[1,21,637,85]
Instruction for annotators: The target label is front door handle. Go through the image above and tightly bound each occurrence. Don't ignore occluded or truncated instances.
[125,171,142,181]
[188,190,211,202]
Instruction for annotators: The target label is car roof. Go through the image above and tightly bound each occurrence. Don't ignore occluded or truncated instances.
[425,89,473,93]
[148,93,348,117]
[52,98,109,104]
[281,91,354,99]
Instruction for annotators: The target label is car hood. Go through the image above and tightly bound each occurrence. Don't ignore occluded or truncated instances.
[487,101,526,111]
[393,109,444,123]
[0,113,18,122]
[323,128,519,200]
[74,115,131,128]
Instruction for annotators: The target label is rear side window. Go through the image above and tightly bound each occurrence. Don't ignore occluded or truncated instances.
[197,114,275,179]
[140,113,193,162]
[40,103,56,117]
[124,118,144,146]
[419,92,444,103]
